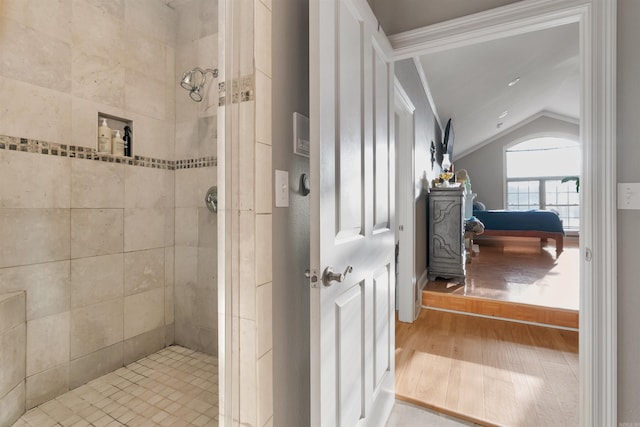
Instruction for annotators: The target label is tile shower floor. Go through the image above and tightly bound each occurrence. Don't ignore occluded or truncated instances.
[13,346,218,427]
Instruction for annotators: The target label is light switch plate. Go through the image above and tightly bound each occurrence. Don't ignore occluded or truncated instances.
[617,183,640,209]
[275,169,289,207]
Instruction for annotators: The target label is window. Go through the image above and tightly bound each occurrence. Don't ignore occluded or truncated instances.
[507,180,540,211]
[506,137,580,231]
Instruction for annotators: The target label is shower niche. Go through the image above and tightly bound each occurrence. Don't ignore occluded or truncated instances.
[97,113,133,157]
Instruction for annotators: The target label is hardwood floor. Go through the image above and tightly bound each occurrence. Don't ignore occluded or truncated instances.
[423,236,579,328]
[395,309,579,427]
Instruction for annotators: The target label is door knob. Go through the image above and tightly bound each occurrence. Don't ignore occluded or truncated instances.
[322,265,353,287]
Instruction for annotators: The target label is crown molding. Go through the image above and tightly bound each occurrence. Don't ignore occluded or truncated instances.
[411,57,442,131]
[390,0,589,60]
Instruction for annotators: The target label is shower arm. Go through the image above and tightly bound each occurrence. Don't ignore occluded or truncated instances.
[192,67,219,91]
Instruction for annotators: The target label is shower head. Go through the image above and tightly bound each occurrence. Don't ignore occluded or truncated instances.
[179,67,218,102]
[180,69,196,90]
[189,86,203,102]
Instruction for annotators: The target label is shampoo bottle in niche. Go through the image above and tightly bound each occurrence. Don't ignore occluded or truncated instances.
[123,125,131,157]
[98,118,112,153]
[112,130,125,156]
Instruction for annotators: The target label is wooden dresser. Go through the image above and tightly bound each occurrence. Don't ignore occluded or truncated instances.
[427,186,466,284]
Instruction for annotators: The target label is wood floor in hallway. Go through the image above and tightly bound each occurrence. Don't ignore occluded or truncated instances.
[395,309,578,427]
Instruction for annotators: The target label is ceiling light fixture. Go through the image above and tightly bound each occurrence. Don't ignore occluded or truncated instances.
[507,77,520,87]
[499,110,509,119]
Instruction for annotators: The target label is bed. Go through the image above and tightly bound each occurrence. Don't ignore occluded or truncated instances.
[472,208,565,255]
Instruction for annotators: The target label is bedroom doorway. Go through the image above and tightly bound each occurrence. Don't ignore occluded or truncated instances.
[409,24,582,422]
[389,0,616,425]
[393,2,584,333]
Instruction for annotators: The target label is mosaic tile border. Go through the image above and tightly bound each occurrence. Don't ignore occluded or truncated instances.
[0,135,217,170]
[218,73,255,106]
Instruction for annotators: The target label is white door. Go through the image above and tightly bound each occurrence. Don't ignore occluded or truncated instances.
[309,0,395,426]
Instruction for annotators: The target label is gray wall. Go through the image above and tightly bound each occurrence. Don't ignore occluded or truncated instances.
[272,0,310,426]
[455,115,579,210]
[617,0,640,422]
[394,59,442,282]
[368,0,522,35]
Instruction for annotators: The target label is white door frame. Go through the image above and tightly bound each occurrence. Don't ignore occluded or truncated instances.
[394,78,418,322]
[389,0,617,425]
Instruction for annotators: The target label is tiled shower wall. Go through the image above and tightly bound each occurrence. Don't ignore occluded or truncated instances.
[0,291,26,427]
[0,147,175,409]
[173,0,219,355]
[0,0,217,413]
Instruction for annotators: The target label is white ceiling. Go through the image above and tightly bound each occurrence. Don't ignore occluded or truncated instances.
[418,22,580,159]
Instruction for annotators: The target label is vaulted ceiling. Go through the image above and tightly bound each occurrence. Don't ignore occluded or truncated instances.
[416,22,580,158]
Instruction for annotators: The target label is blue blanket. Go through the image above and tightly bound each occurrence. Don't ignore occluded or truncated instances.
[472,209,565,235]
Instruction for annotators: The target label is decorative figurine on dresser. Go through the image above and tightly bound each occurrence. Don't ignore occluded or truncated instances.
[427,186,466,284]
